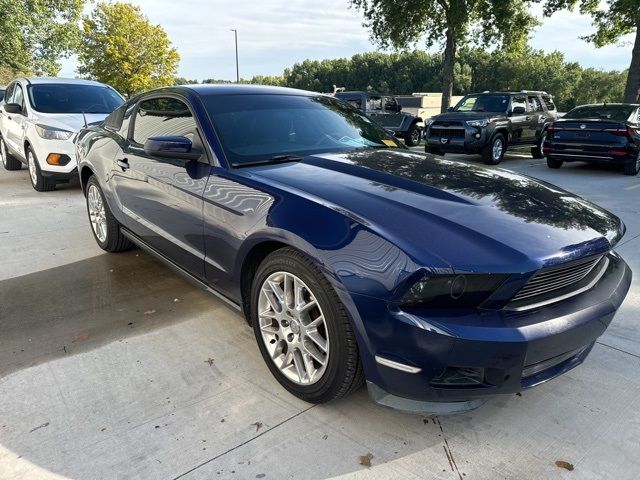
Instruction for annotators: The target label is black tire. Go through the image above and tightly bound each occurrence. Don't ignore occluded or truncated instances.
[623,154,640,176]
[251,247,364,404]
[531,129,547,159]
[85,175,133,252]
[26,146,56,192]
[404,124,421,147]
[1,137,21,171]
[547,156,563,169]
[482,133,506,165]
[425,146,444,156]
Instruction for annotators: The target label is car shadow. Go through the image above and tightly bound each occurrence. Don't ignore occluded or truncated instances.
[0,250,220,378]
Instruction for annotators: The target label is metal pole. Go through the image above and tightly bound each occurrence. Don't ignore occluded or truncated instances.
[231,29,239,83]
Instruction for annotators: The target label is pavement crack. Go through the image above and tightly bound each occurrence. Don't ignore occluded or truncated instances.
[436,417,463,480]
[596,341,640,359]
[171,405,316,480]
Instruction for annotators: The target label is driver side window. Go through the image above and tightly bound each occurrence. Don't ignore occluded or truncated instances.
[131,96,197,146]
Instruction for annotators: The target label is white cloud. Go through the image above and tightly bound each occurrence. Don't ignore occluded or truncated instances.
[59,0,634,80]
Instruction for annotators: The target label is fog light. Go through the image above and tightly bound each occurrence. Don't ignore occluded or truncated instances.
[474,133,481,139]
[46,153,71,166]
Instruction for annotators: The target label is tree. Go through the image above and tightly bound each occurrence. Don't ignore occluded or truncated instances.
[0,0,84,76]
[350,0,539,112]
[543,0,639,103]
[78,2,180,96]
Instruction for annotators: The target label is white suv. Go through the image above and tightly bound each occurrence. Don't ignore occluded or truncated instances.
[0,77,123,191]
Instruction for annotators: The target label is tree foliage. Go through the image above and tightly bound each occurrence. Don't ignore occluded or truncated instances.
[194,49,626,112]
[78,2,180,97]
[349,0,539,111]
[542,0,639,102]
[0,0,84,77]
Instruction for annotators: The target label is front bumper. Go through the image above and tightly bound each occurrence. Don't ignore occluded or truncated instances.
[425,124,491,153]
[28,133,79,176]
[356,252,631,412]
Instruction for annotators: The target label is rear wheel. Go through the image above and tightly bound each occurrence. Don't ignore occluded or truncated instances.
[27,147,56,192]
[482,133,506,165]
[623,153,640,176]
[85,176,132,252]
[251,248,364,403]
[405,124,421,147]
[1,138,22,171]
[531,129,547,159]
[547,156,563,169]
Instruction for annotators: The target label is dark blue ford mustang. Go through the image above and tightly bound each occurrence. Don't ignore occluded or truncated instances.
[77,85,632,414]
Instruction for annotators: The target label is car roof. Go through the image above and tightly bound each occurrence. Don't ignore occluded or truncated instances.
[572,103,640,108]
[16,77,110,87]
[177,84,319,97]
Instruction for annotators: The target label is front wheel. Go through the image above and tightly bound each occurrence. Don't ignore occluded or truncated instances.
[404,124,421,147]
[27,147,56,191]
[482,133,506,165]
[85,176,132,252]
[251,248,364,403]
[623,153,640,176]
[547,156,563,169]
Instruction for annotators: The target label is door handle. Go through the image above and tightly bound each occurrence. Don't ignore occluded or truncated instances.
[7,116,12,120]
[116,158,129,171]
[525,116,531,121]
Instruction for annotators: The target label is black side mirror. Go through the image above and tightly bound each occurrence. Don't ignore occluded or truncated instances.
[143,136,201,161]
[4,103,23,114]
[512,106,526,115]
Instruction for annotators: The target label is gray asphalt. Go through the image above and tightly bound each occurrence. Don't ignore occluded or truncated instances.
[0,149,638,479]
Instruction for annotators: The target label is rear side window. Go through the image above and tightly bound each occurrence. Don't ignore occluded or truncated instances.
[542,95,556,111]
[528,96,543,112]
[131,96,197,146]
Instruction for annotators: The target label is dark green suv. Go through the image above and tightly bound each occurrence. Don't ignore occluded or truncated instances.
[424,91,558,164]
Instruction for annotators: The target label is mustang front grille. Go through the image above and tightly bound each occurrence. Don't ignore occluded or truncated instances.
[511,255,605,304]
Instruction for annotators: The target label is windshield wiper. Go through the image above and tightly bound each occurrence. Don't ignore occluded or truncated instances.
[232,154,305,168]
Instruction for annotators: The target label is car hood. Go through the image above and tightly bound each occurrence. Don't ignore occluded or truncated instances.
[429,111,505,122]
[246,149,622,272]
[32,113,108,132]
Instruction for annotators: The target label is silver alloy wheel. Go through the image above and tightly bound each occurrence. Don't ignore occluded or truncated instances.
[539,132,547,153]
[636,153,640,172]
[87,184,108,243]
[27,150,37,185]
[258,271,329,385]
[492,137,503,161]
[0,140,6,167]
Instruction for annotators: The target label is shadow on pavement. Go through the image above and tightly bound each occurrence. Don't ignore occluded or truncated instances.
[0,250,224,378]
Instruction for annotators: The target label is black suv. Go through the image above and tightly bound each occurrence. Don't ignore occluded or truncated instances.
[424,91,558,164]
[335,91,423,146]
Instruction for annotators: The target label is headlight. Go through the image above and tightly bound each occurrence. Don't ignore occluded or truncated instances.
[35,124,73,140]
[466,119,489,128]
[400,274,508,309]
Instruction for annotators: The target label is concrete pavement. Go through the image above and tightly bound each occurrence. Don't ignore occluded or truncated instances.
[0,151,638,479]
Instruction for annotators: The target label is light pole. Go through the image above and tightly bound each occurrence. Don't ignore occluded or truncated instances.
[230,29,239,83]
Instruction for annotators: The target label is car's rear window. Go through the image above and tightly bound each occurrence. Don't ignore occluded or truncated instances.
[564,105,634,122]
[27,84,124,114]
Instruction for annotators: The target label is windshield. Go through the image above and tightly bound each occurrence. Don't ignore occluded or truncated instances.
[203,94,402,166]
[27,84,124,114]
[564,105,634,122]
[453,94,510,113]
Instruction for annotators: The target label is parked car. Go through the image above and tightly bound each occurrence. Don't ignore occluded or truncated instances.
[0,77,123,191]
[335,91,423,146]
[424,90,558,164]
[544,103,640,176]
[77,85,631,414]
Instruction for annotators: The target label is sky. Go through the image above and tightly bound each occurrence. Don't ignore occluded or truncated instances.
[59,0,635,81]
